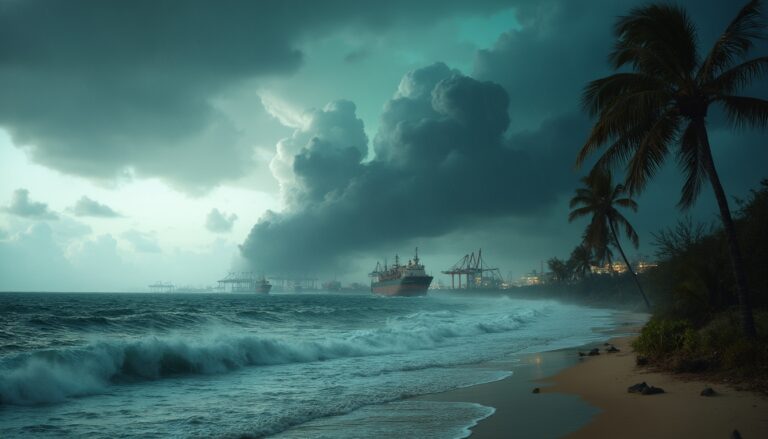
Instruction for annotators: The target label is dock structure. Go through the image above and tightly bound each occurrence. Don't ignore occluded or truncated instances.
[217,272,268,292]
[148,282,175,293]
[442,249,504,289]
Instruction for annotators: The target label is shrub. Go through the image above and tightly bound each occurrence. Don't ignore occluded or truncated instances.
[633,317,694,358]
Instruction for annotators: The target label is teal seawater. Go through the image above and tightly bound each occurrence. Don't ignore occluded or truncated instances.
[0,292,614,438]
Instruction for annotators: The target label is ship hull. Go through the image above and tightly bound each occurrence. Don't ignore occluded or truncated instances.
[371,276,433,297]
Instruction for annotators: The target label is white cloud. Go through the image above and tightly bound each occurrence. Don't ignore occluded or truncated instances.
[205,208,238,233]
[70,196,122,218]
[1,188,58,220]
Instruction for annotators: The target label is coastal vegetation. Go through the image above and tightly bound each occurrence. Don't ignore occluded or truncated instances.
[576,0,768,338]
[634,181,768,389]
[568,169,651,309]
[510,0,768,391]
[521,180,768,389]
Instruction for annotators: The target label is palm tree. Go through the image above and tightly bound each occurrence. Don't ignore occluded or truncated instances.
[577,1,766,337]
[547,257,571,283]
[568,245,593,281]
[570,170,651,309]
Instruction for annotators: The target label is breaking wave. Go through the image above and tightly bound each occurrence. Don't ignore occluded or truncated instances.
[0,306,542,406]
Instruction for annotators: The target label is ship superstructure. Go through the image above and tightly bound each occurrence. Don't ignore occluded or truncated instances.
[369,248,433,296]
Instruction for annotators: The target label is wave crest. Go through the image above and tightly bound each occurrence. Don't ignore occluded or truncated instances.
[0,306,542,406]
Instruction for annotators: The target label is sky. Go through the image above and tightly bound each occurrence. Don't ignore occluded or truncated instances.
[0,0,766,292]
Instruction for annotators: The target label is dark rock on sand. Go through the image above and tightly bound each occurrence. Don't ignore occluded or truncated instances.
[588,348,600,356]
[732,429,742,439]
[532,387,540,394]
[628,382,648,393]
[701,387,716,397]
[578,351,586,357]
[642,385,665,395]
[607,345,620,353]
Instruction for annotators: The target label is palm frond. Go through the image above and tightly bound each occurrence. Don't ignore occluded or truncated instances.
[568,206,594,222]
[578,88,671,167]
[718,95,768,128]
[614,215,640,248]
[705,56,768,95]
[568,195,592,209]
[677,121,708,209]
[591,122,649,172]
[698,0,765,82]
[582,73,669,117]
[611,4,699,82]
[614,197,639,212]
[625,112,679,195]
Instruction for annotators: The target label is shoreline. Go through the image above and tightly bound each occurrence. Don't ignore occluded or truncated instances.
[417,315,768,438]
[412,310,646,438]
[548,335,768,438]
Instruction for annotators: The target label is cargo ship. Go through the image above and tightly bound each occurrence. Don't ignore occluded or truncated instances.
[369,248,433,296]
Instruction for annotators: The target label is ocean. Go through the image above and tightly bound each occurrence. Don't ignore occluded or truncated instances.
[0,292,616,438]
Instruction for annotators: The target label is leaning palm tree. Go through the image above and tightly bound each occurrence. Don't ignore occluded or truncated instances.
[570,170,651,309]
[577,1,766,337]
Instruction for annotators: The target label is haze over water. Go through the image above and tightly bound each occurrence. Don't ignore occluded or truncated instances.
[1,292,615,438]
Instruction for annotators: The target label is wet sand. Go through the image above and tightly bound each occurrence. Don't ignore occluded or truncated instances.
[419,328,768,438]
[415,348,601,438]
[549,335,768,438]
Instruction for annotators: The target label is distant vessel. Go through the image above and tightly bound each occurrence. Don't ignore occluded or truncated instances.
[369,248,433,296]
[217,272,272,294]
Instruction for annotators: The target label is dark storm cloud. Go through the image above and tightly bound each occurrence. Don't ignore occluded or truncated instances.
[476,0,768,228]
[242,0,768,275]
[2,189,58,220]
[70,196,122,218]
[0,0,511,190]
[205,208,238,233]
[475,0,768,132]
[241,63,580,273]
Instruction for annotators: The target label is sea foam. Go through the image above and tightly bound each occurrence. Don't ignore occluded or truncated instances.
[0,305,540,405]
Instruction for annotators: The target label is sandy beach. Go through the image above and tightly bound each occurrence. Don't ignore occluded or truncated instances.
[549,336,768,438]
[419,324,768,438]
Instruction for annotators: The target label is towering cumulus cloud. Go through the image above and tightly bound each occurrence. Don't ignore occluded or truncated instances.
[270,100,369,205]
[0,0,514,192]
[241,63,577,274]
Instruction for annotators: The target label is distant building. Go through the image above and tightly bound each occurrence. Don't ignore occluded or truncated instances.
[635,260,658,273]
[519,271,544,286]
[590,259,657,275]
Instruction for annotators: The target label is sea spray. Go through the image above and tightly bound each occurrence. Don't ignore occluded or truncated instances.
[1,304,540,405]
[0,293,615,438]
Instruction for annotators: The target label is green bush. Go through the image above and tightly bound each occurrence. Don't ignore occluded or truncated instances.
[697,310,768,372]
[635,311,768,380]
[633,317,695,358]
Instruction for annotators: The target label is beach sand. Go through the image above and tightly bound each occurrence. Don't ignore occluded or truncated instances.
[416,348,602,438]
[548,335,768,438]
[418,321,768,438]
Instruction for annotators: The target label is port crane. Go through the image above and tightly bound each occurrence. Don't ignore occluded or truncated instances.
[442,249,504,289]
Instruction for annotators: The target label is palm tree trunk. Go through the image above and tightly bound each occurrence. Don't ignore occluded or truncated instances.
[695,120,757,339]
[609,220,651,310]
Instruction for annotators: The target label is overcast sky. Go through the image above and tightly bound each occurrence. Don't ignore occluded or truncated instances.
[1,0,766,291]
